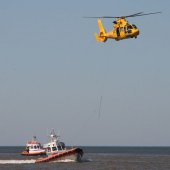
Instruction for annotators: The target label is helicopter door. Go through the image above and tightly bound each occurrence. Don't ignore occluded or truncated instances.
[116,27,120,37]
[119,27,125,38]
[124,26,127,33]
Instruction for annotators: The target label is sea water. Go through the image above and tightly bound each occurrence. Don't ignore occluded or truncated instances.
[0,146,170,170]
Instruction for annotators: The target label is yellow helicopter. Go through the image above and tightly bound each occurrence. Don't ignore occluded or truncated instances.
[85,12,161,42]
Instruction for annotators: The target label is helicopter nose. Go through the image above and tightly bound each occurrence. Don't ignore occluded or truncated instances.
[136,29,140,35]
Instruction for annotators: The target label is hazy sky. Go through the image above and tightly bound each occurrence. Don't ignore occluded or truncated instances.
[0,0,170,146]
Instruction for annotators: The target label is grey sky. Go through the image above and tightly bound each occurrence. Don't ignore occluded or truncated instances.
[0,0,170,146]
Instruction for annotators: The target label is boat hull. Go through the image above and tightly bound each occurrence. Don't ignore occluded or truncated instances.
[21,151,46,156]
[35,148,83,163]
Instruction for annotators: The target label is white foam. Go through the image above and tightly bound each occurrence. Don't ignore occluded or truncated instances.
[85,158,93,162]
[81,158,93,162]
[51,159,76,163]
[0,159,36,164]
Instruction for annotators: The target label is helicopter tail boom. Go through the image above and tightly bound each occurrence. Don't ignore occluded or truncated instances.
[95,19,107,42]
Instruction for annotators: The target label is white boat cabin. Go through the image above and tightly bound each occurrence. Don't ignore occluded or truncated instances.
[43,130,66,155]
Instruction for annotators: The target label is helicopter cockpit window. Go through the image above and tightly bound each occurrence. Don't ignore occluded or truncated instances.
[127,25,133,30]
[132,24,137,29]
[127,25,133,33]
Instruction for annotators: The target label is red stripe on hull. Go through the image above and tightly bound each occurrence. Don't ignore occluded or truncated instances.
[35,148,83,163]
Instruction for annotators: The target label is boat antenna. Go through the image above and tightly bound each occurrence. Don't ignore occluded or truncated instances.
[33,135,37,141]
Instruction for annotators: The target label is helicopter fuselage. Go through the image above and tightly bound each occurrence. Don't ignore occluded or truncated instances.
[106,24,140,41]
[95,18,140,42]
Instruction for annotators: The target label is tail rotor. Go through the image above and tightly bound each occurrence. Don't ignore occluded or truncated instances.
[95,19,107,42]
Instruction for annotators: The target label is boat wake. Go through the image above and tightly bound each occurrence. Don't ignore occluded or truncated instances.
[0,158,92,164]
[0,159,36,164]
[81,158,93,162]
[52,159,76,163]
[0,159,78,164]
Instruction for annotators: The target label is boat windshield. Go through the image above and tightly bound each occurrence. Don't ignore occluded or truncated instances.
[52,147,57,151]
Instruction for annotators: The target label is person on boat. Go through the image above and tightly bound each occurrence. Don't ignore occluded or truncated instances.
[26,146,29,153]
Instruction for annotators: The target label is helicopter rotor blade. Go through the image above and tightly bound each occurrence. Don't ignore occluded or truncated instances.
[83,12,161,19]
[83,16,119,18]
[122,12,144,18]
[125,12,162,18]
[83,12,144,19]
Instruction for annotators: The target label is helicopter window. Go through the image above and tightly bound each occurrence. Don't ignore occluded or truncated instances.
[127,25,133,33]
[132,24,137,29]
[127,25,133,30]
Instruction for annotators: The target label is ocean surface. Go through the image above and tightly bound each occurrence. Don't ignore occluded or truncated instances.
[1,146,170,169]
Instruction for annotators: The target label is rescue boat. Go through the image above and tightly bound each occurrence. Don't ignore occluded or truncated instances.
[21,136,46,156]
[36,130,83,162]
[35,148,83,163]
